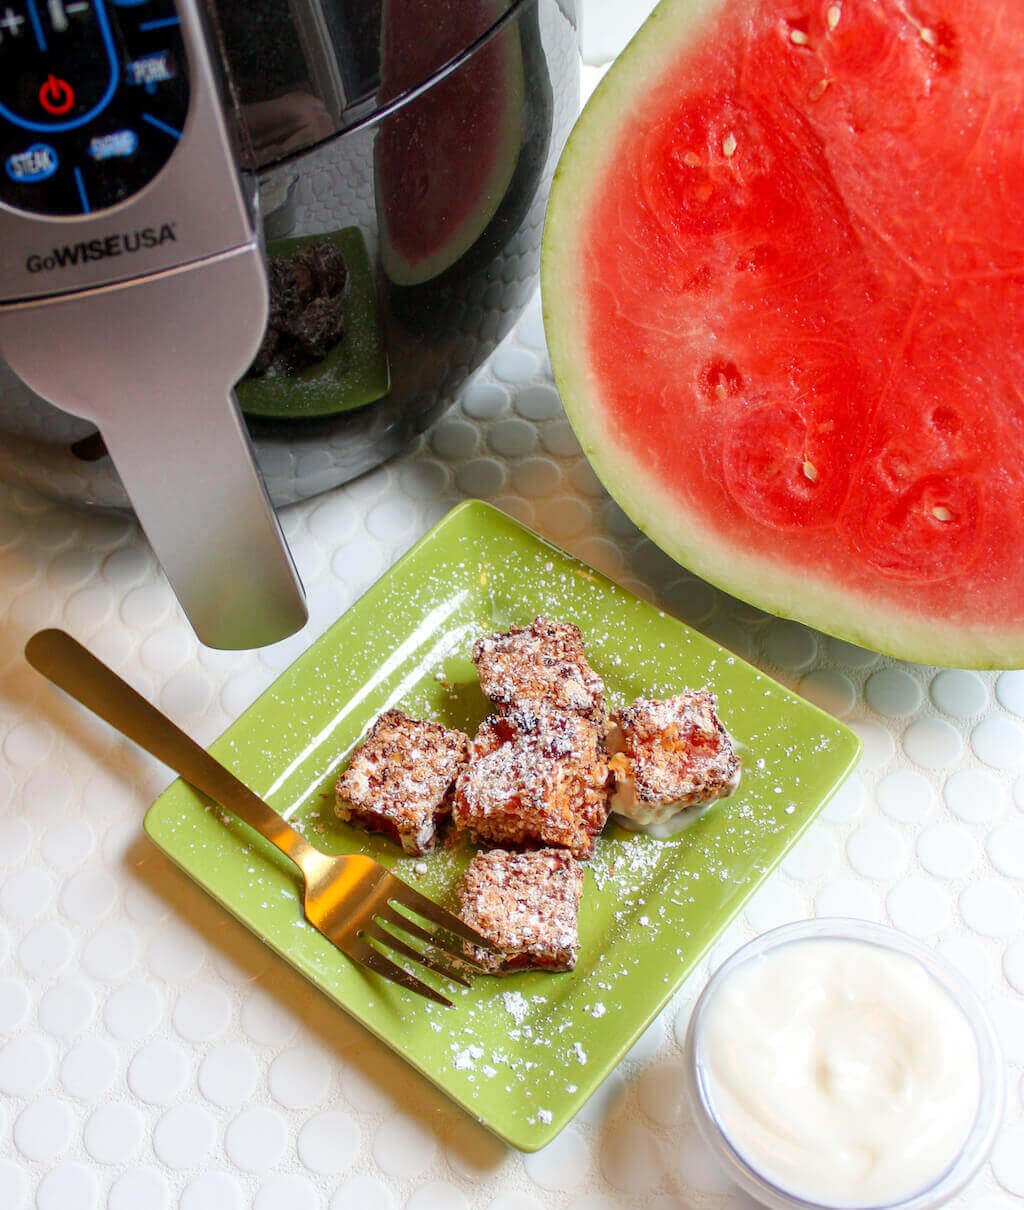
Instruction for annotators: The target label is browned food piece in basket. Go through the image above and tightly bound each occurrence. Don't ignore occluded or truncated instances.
[453,706,610,859]
[472,616,606,721]
[290,294,347,361]
[457,848,583,973]
[608,690,741,827]
[250,240,350,378]
[267,256,316,329]
[335,710,468,855]
[293,238,348,297]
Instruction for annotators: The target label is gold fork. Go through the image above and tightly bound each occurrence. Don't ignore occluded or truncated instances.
[26,628,496,1007]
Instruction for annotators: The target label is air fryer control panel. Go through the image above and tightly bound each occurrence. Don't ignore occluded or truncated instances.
[0,0,253,302]
[0,0,189,217]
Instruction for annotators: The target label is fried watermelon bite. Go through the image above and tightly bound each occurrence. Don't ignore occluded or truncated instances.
[453,705,609,859]
[472,616,606,721]
[608,689,740,827]
[457,848,584,973]
[335,710,468,855]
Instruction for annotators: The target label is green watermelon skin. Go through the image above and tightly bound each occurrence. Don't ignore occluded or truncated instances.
[543,0,1024,667]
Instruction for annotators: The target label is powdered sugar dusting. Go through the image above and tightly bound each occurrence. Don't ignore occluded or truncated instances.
[454,1044,484,1070]
[503,990,530,1025]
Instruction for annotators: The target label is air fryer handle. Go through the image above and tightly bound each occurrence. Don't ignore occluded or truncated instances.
[0,246,308,650]
[100,384,306,650]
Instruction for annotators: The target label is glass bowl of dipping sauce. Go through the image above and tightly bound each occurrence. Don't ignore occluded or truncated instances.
[683,919,1005,1210]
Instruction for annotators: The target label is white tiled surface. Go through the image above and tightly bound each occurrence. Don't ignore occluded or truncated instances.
[1,4,1023,1208]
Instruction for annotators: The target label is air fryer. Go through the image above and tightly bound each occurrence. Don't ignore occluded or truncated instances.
[0,0,579,647]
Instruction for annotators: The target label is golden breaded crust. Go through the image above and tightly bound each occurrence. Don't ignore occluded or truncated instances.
[453,706,610,859]
[335,710,468,855]
[458,848,583,973]
[609,690,740,809]
[473,616,606,720]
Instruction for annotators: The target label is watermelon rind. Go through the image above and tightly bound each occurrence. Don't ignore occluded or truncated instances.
[542,0,1024,669]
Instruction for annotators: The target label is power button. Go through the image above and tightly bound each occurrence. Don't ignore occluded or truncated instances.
[39,75,76,116]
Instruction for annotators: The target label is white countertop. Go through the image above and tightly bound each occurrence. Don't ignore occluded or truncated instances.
[0,5,1022,1209]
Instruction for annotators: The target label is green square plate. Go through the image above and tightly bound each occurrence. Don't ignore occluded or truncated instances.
[144,500,861,1150]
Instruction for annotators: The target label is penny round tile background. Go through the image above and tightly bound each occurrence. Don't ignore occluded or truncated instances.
[1,8,1022,1209]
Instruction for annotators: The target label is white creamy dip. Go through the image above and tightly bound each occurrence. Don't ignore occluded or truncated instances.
[698,938,981,1208]
[610,796,715,837]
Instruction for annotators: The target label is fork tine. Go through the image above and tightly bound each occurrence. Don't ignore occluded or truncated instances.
[380,904,491,975]
[365,920,472,988]
[346,937,453,1007]
[387,879,502,951]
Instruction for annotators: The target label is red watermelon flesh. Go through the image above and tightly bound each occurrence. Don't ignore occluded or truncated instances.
[544,0,1024,665]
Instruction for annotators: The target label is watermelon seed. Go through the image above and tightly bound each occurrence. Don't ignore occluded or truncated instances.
[722,133,738,158]
[920,27,937,46]
[826,4,841,30]
[699,358,743,399]
[683,152,702,168]
[930,406,962,437]
[809,79,832,102]
[802,460,819,482]
[932,506,953,522]
[790,28,810,45]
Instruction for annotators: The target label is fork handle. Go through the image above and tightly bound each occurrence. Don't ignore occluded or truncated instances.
[25,629,315,871]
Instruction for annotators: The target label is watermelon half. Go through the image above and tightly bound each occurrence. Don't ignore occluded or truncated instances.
[543,0,1024,667]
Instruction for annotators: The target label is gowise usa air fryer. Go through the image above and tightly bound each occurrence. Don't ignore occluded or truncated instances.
[0,0,578,646]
